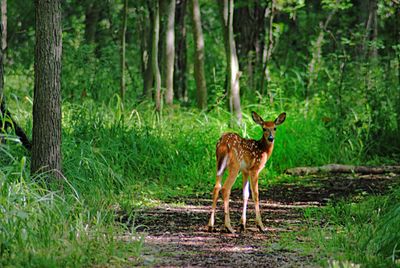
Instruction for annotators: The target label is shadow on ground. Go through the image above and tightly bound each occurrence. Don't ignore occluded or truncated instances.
[122,174,399,267]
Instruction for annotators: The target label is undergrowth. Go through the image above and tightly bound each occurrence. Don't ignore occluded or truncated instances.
[275,186,400,268]
[315,188,400,267]
[1,98,397,266]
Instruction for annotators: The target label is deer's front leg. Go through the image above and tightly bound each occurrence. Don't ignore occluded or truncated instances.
[221,167,239,233]
[250,173,266,232]
[240,172,249,232]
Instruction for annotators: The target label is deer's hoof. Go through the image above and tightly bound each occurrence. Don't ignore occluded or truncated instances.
[224,225,236,234]
[257,224,267,233]
[239,224,246,233]
[207,225,216,232]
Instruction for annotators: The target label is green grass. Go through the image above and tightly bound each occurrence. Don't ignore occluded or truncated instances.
[306,189,400,267]
[273,186,400,267]
[1,97,398,266]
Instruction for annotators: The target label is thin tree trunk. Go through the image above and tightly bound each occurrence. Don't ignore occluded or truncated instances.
[141,3,153,99]
[32,0,63,179]
[0,0,3,100]
[164,0,175,106]
[1,0,5,53]
[174,0,187,102]
[219,0,242,125]
[84,2,100,44]
[190,0,207,110]
[260,1,275,103]
[305,8,336,117]
[0,0,31,151]
[120,0,128,101]
[152,0,162,113]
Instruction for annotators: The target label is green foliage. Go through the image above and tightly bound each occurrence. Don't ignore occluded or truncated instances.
[302,188,400,267]
[0,136,143,267]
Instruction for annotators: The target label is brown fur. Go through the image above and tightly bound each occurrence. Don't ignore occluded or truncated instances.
[208,112,286,233]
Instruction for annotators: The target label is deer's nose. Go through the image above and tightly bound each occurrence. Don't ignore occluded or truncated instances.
[268,135,274,142]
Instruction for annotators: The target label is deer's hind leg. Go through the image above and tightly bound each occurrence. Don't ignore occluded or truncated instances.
[208,174,222,231]
[240,171,250,232]
[221,166,239,233]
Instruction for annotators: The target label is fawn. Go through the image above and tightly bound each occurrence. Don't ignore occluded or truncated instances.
[208,111,286,233]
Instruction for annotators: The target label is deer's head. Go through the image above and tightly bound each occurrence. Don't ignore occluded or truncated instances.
[251,111,286,143]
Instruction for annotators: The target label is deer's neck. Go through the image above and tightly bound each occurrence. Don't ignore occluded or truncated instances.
[256,136,274,158]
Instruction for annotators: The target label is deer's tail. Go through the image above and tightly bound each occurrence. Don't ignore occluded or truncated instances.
[216,145,229,177]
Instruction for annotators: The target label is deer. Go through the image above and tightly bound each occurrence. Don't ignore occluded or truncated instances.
[208,111,286,233]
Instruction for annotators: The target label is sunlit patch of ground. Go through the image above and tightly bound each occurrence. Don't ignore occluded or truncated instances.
[123,174,399,267]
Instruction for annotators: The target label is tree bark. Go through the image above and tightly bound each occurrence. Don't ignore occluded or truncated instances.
[0,0,3,100]
[141,2,154,99]
[1,0,6,53]
[305,8,336,117]
[120,0,128,101]
[233,0,266,92]
[219,0,242,125]
[260,1,276,103]
[285,164,400,176]
[164,0,175,106]
[31,0,63,179]
[84,1,101,44]
[190,0,207,110]
[174,0,188,102]
[152,0,162,113]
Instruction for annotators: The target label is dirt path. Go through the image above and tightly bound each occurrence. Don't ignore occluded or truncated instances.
[132,174,399,267]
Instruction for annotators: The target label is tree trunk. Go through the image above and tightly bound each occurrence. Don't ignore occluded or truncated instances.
[190,0,207,110]
[0,0,31,151]
[152,0,162,113]
[0,0,4,100]
[233,0,266,92]
[219,0,242,125]
[305,9,335,117]
[164,0,175,106]
[1,0,5,54]
[84,1,100,44]
[120,0,128,101]
[260,1,276,104]
[31,0,63,179]
[141,2,154,99]
[174,0,188,102]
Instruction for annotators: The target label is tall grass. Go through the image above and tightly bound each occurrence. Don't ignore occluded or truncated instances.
[303,188,400,267]
[1,95,393,266]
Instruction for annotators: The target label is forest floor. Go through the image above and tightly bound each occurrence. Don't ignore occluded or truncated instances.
[130,174,399,267]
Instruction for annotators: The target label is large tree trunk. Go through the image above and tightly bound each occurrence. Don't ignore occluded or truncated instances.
[164,0,175,106]
[190,0,207,110]
[152,0,162,113]
[120,0,128,101]
[31,0,63,179]
[219,0,242,125]
[174,0,188,102]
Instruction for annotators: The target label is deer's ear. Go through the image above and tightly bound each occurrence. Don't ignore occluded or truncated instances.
[251,111,264,126]
[274,112,286,126]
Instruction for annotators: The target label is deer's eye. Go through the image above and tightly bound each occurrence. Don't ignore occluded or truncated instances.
[274,127,277,131]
